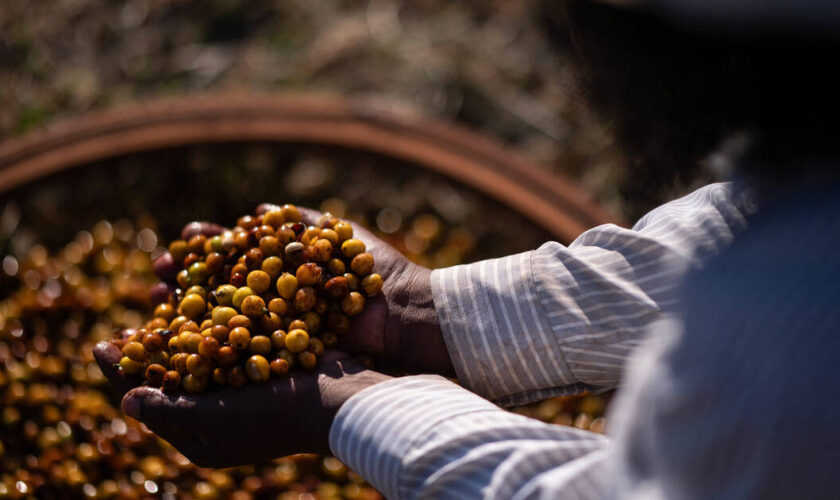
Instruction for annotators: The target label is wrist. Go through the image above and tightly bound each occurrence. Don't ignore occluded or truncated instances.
[387,265,454,375]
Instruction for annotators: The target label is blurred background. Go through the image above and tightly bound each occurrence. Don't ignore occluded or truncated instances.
[0,1,712,498]
[0,0,714,222]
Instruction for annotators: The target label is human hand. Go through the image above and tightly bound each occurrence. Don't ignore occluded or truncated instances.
[93,345,390,468]
[150,207,454,376]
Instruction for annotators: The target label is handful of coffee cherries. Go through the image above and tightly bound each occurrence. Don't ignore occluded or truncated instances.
[114,204,382,394]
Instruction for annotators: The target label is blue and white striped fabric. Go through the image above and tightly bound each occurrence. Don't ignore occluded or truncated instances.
[329,182,773,499]
[431,182,751,406]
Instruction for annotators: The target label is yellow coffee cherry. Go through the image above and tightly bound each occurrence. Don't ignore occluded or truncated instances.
[261,256,283,279]
[334,222,353,242]
[350,252,374,276]
[179,293,206,319]
[281,204,301,223]
[232,286,255,310]
[245,355,270,382]
[246,270,271,294]
[249,336,272,356]
[361,273,384,297]
[211,306,237,326]
[276,273,298,299]
[154,303,177,322]
[214,284,237,307]
[341,239,365,259]
[119,356,144,375]
[122,341,148,362]
[285,329,310,353]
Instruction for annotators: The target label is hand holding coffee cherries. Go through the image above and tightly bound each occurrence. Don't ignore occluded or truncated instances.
[146,204,454,377]
[95,204,451,466]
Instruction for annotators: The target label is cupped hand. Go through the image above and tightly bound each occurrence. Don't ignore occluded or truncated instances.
[150,206,454,376]
[94,344,390,468]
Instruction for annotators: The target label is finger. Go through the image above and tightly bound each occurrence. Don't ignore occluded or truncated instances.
[94,341,142,396]
[121,386,193,428]
[181,221,225,240]
[153,252,178,282]
[297,206,324,227]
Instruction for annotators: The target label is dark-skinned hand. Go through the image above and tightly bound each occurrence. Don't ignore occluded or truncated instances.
[94,342,390,468]
[148,205,455,375]
[94,208,452,467]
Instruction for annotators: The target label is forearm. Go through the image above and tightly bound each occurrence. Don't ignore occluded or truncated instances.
[329,375,610,500]
[430,182,753,406]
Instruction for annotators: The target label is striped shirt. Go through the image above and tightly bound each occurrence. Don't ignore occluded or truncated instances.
[329,181,840,498]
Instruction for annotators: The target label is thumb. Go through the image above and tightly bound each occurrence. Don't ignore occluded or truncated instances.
[121,386,190,430]
[94,341,142,396]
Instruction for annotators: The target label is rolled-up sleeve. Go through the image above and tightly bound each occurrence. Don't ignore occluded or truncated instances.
[431,182,752,405]
[329,375,610,500]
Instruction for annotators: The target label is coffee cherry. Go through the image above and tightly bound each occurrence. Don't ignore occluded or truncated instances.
[198,337,220,359]
[240,295,266,318]
[298,351,317,370]
[179,293,206,319]
[169,240,189,263]
[276,273,298,299]
[154,303,177,322]
[145,364,167,386]
[162,370,182,393]
[350,253,374,276]
[324,276,349,299]
[341,292,365,317]
[245,356,270,383]
[183,374,208,394]
[294,286,317,312]
[232,286,254,309]
[229,327,251,350]
[228,314,252,330]
[119,356,144,375]
[326,258,346,276]
[341,239,365,259]
[216,346,238,367]
[249,336,272,356]
[122,342,148,362]
[142,331,164,353]
[361,273,383,297]
[211,306,237,326]
[334,222,353,242]
[267,298,289,316]
[270,330,287,351]
[261,256,283,279]
[296,262,323,287]
[186,354,211,377]
[285,329,310,353]
[227,366,247,388]
[270,358,289,377]
[246,270,271,294]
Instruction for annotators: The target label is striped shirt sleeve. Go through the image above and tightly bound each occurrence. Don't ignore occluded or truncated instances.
[329,375,610,500]
[431,182,753,406]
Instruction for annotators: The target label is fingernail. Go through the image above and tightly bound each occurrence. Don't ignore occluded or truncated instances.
[123,396,142,419]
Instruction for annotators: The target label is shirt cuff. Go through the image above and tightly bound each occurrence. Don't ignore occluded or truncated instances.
[430,252,583,406]
[328,375,501,500]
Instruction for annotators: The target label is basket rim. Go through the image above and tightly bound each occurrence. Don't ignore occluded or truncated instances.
[0,92,622,241]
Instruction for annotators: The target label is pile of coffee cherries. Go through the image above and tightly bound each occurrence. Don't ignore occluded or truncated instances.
[0,219,384,499]
[116,205,383,394]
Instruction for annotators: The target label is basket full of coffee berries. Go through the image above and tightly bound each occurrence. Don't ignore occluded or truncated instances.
[116,204,383,394]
